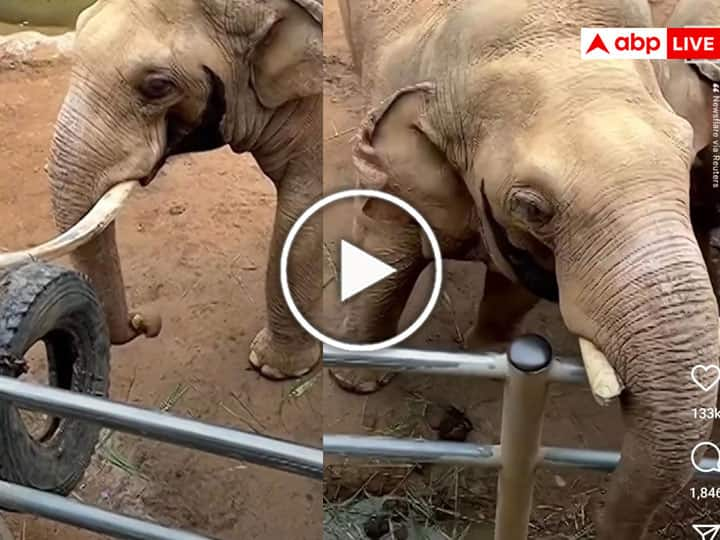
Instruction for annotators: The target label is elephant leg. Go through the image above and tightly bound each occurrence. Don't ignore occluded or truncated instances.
[337,0,362,72]
[463,270,538,351]
[248,170,322,381]
[597,385,715,539]
[329,199,429,393]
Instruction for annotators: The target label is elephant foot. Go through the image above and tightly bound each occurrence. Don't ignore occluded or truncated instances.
[248,327,320,381]
[110,310,163,345]
[328,367,396,394]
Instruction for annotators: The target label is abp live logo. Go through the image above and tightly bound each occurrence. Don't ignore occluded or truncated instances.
[581,27,720,60]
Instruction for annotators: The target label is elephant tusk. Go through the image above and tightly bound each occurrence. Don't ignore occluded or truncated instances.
[578,338,624,407]
[0,180,138,269]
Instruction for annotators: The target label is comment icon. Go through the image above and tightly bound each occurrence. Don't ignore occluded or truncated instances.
[691,442,720,473]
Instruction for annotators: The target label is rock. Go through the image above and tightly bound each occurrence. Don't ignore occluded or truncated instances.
[168,204,187,216]
[364,514,390,538]
[426,404,473,442]
[0,31,75,69]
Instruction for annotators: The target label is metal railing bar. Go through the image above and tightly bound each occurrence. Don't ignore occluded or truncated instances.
[323,435,720,479]
[324,435,502,466]
[322,345,587,384]
[0,376,323,480]
[539,446,622,473]
[0,480,213,540]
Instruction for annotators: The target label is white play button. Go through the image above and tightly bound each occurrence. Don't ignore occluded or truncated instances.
[340,240,397,302]
[280,189,443,352]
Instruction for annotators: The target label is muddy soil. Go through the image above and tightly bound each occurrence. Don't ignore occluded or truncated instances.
[321,1,719,538]
[0,61,321,539]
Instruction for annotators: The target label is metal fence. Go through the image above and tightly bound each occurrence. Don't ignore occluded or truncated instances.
[322,337,720,540]
[0,376,323,540]
[3,338,718,539]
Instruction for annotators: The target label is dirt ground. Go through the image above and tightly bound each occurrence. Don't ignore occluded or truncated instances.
[0,4,719,540]
[0,60,321,539]
[321,1,719,538]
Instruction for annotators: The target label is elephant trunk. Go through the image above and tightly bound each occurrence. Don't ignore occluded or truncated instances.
[557,203,719,538]
[47,92,137,345]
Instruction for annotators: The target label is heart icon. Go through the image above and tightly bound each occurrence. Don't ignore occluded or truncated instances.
[691,365,720,392]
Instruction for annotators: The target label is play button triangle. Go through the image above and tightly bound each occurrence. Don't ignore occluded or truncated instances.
[340,240,397,302]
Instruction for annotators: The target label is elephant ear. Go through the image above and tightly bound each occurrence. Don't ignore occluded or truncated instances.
[695,62,720,85]
[353,82,440,191]
[351,82,470,243]
[659,0,718,151]
[75,1,105,32]
[250,0,323,109]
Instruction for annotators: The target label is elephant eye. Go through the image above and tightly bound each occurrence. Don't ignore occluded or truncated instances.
[508,189,554,229]
[139,73,177,100]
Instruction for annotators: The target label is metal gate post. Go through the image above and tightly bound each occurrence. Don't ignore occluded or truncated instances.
[494,335,553,540]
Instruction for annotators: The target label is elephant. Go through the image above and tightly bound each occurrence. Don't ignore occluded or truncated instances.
[48,0,323,380]
[333,0,719,538]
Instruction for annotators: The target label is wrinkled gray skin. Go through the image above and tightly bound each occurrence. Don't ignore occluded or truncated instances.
[657,1,720,295]
[336,0,719,537]
[48,0,323,380]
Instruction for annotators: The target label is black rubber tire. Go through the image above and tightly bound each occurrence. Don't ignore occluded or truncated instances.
[0,262,109,496]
